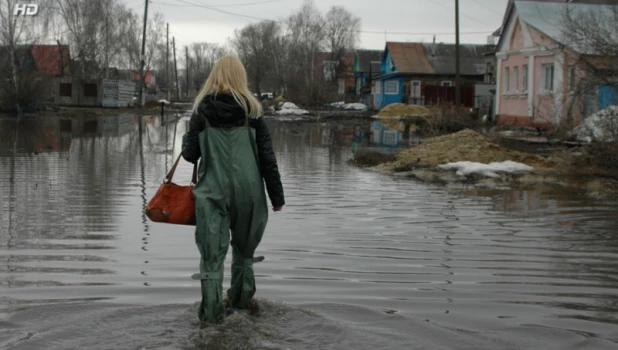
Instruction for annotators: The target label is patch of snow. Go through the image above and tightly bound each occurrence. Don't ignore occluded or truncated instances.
[158,99,170,104]
[569,105,618,142]
[276,108,310,115]
[332,101,345,106]
[343,103,367,111]
[438,161,534,178]
[276,101,309,115]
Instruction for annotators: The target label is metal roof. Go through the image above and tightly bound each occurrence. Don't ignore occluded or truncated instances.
[514,1,618,53]
[355,50,383,73]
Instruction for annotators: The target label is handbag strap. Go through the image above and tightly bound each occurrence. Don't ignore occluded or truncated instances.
[165,154,198,184]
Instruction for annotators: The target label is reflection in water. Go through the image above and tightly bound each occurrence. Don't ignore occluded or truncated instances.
[0,115,618,348]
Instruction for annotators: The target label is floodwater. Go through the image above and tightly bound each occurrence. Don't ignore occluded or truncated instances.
[0,113,617,350]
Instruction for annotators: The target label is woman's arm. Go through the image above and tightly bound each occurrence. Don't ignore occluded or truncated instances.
[254,117,285,208]
[181,110,206,164]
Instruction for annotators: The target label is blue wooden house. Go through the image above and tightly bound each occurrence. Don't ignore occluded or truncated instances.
[352,50,383,107]
[372,42,492,110]
[371,120,402,147]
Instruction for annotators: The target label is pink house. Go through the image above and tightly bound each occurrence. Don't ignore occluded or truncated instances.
[495,1,615,129]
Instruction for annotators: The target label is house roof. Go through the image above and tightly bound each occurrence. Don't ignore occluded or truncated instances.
[510,1,618,54]
[30,45,70,75]
[386,42,435,74]
[132,70,156,85]
[355,50,383,73]
[384,42,492,76]
[493,0,569,36]
[422,43,493,75]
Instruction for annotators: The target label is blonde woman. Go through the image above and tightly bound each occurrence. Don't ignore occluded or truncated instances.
[182,56,284,324]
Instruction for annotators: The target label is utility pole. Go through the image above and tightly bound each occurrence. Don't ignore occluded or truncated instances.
[455,0,461,110]
[173,36,180,102]
[138,0,149,107]
[185,45,189,99]
[166,23,170,102]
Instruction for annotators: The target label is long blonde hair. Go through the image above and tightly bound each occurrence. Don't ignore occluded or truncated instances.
[192,56,263,118]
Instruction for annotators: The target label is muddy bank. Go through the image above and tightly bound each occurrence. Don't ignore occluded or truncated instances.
[352,129,618,198]
[1,104,188,119]
[265,110,375,120]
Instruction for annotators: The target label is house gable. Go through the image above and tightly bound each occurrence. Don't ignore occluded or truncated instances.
[526,23,559,47]
[510,19,524,50]
[497,6,518,53]
[380,46,396,74]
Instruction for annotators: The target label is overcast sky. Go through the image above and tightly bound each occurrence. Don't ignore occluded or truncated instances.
[124,0,509,50]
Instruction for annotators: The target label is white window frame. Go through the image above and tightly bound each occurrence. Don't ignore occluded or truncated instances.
[323,60,338,82]
[513,66,519,94]
[542,64,554,93]
[441,81,452,87]
[522,64,528,92]
[410,80,421,97]
[569,66,576,92]
[374,80,381,94]
[504,67,510,94]
[384,80,398,95]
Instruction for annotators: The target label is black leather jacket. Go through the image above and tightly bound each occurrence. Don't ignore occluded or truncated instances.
[181,93,285,208]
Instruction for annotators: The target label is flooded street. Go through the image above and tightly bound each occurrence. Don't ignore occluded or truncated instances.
[1,113,618,349]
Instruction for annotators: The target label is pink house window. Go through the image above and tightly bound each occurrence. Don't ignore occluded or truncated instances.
[542,64,554,92]
[504,67,510,94]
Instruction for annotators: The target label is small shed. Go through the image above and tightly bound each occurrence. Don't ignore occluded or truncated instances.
[54,78,135,107]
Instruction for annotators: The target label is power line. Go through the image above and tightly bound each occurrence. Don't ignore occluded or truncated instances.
[424,0,492,26]
[360,30,490,35]
[467,0,503,15]
[159,0,271,21]
[152,0,281,8]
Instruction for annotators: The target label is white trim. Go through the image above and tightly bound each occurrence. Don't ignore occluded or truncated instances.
[495,57,503,115]
[513,66,520,94]
[441,81,452,87]
[553,51,564,124]
[520,45,561,53]
[527,55,534,117]
[384,80,398,95]
[497,9,518,53]
[410,80,421,97]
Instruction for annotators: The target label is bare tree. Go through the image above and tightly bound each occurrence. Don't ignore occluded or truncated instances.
[559,4,618,135]
[323,6,360,82]
[286,0,325,90]
[0,0,53,108]
[187,42,227,91]
[232,20,278,96]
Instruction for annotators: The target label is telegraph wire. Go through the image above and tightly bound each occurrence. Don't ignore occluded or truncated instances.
[467,0,503,16]
[152,0,281,8]
[158,0,271,21]
[360,30,491,35]
[424,0,492,26]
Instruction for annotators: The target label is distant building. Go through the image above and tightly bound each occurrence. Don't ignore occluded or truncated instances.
[313,51,356,99]
[371,41,494,109]
[352,50,383,107]
[494,1,618,129]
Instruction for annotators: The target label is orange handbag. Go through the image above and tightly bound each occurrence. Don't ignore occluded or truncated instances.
[146,155,197,226]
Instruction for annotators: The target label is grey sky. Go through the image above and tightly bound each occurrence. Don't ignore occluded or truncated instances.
[124,0,509,51]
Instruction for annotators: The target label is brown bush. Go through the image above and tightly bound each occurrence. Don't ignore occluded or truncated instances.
[351,150,397,167]
[582,142,618,172]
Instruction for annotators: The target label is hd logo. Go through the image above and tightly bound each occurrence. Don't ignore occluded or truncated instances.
[13,4,39,16]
